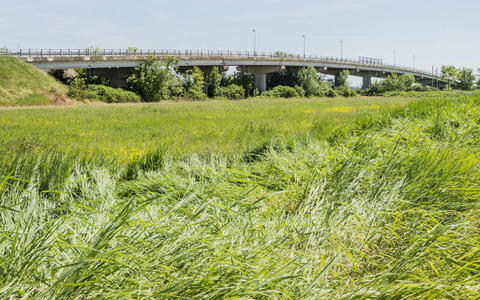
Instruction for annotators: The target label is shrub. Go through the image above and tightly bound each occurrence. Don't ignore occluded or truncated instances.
[184,67,207,100]
[334,86,357,97]
[334,70,350,88]
[363,73,419,96]
[407,84,431,92]
[294,86,305,97]
[67,78,87,100]
[86,85,141,103]
[207,67,222,98]
[262,85,299,98]
[326,88,338,97]
[218,84,245,100]
[296,66,332,97]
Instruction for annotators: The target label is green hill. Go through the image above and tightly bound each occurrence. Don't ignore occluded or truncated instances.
[0,56,68,106]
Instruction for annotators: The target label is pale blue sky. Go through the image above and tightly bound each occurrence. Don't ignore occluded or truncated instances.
[1,0,479,73]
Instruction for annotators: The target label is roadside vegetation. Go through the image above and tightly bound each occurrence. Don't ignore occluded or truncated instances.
[1,92,480,298]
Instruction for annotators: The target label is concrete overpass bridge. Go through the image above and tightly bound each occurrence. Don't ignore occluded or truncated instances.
[2,49,447,90]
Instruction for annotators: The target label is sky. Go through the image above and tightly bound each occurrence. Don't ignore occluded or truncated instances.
[1,0,479,74]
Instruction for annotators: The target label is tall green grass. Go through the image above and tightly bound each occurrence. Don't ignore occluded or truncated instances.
[1,93,480,298]
[0,97,416,158]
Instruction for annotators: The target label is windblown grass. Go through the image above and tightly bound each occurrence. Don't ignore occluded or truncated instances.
[1,93,480,298]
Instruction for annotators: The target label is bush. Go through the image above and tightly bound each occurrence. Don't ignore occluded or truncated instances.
[294,86,305,97]
[407,84,432,92]
[218,84,245,100]
[326,88,337,97]
[334,86,357,97]
[67,78,87,100]
[296,66,332,97]
[363,74,418,96]
[86,85,141,103]
[262,86,299,98]
[207,67,222,98]
[184,67,207,101]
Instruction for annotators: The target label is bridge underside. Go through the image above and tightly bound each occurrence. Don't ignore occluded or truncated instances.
[19,55,447,91]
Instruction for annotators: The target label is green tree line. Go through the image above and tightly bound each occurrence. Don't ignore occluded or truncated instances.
[57,56,479,103]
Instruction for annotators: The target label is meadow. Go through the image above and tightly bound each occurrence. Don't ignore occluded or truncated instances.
[1,93,480,299]
[0,97,408,159]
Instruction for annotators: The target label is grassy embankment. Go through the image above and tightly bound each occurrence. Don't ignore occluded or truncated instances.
[0,56,67,106]
[1,92,480,298]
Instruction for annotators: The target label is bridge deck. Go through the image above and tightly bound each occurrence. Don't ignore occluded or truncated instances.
[1,48,443,81]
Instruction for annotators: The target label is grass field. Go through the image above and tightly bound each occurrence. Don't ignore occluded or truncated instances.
[0,97,414,159]
[1,93,480,298]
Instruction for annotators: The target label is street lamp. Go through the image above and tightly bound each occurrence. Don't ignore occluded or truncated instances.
[302,34,306,59]
[340,41,343,60]
[412,55,416,70]
[393,50,396,67]
[253,29,256,56]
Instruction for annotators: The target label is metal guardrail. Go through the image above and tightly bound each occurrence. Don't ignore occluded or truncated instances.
[0,48,439,78]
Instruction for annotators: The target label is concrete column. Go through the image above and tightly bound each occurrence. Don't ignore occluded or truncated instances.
[254,73,267,92]
[237,66,281,92]
[362,76,372,89]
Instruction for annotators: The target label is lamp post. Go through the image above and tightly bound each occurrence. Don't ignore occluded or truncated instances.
[253,29,256,56]
[302,34,306,59]
[393,50,396,67]
[340,40,343,60]
[413,55,416,70]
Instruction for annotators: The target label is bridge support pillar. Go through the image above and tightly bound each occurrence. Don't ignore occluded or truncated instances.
[254,73,267,92]
[237,66,282,92]
[362,76,372,89]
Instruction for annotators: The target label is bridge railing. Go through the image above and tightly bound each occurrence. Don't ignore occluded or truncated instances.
[1,48,362,62]
[0,48,438,78]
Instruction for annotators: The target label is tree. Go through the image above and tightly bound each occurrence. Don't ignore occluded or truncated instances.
[67,78,87,100]
[382,73,415,91]
[48,69,71,85]
[127,56,183,102]
[234,72,255,98]
[477,69,480,89]
[75,68,110,86]
[185,67,206,100]
[441,65,459,90]
[267,70,297,88]
[334,70,350,87]
[127,46,139,53]
[207,67,222,98]
[296,66,331,97]
[457,68,475,90]
[363,73,417,96]
[85,46,101,55]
